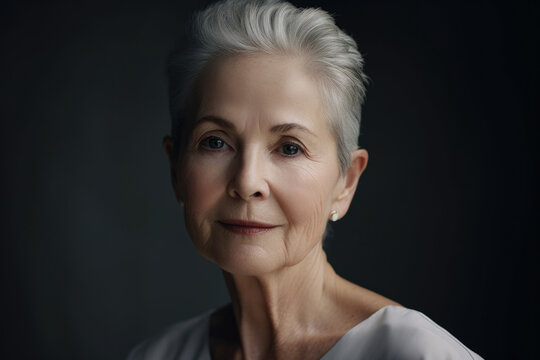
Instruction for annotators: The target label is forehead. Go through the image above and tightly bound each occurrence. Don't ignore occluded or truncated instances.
[195,53,329,133]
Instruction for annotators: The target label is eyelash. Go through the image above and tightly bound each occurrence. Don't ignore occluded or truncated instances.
[199,135,230,152]
[197,135,306,158]
[277,141,305,157]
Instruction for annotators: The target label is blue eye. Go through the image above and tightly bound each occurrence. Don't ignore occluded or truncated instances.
[201,136,226,150]
[281,143,300,156]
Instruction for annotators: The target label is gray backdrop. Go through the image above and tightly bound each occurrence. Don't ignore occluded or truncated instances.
[2,0,538,359]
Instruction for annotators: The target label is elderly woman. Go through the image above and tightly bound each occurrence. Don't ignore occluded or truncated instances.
[129,0,482,359]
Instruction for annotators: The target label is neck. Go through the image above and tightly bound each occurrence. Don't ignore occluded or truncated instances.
[222,245,340,359]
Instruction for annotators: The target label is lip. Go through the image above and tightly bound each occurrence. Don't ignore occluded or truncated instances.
[218,219,278,235]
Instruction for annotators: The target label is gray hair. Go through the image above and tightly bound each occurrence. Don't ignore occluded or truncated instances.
[168,0,367,173]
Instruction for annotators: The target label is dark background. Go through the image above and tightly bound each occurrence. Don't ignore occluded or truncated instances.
[1,0,538,359]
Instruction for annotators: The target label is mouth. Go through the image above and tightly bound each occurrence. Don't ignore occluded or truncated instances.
[217,220,278,235]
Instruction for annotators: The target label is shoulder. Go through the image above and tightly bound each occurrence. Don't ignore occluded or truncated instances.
[127,310,212,360]
[374,306,483,359]
[324,305,483,360]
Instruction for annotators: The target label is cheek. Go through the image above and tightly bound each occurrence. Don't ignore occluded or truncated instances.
[273,162,336,245]
[181,156,229,233]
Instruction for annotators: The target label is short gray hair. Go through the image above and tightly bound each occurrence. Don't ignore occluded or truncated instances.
[168,0,367,173]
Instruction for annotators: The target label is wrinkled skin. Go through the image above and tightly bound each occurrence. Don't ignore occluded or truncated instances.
[163,53,388,360]
[169,53,365,275]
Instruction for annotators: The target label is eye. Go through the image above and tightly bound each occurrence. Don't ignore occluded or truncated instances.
[279,142,302,156]
[200,136,227,151]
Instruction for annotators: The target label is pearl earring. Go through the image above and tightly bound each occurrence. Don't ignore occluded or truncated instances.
[329,210,338,222]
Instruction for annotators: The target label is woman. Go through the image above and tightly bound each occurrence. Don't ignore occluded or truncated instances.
[129,0,483,359]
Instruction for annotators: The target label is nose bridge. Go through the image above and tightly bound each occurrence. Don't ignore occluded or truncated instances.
[228,143,268,200]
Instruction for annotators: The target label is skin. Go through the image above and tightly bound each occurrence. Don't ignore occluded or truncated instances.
[163,53,399,360]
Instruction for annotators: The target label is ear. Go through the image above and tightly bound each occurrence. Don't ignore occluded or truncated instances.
[332,149,368,219]
[162,136,184,205]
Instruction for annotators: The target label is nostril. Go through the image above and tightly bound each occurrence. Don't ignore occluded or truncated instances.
[252,191,263,198]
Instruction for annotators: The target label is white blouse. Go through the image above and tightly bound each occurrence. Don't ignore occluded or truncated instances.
[128,305,483,359]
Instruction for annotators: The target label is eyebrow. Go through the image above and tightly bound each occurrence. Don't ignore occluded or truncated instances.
[195,115,235,130]
[270,122,316,137]
[195,115,317,137]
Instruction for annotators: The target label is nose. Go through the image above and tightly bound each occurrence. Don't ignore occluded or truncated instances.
[227,146,270,201]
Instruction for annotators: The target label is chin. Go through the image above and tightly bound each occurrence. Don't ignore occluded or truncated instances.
[206,243,283,276]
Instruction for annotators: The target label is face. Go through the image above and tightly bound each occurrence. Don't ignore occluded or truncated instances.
[172,54,357,276]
